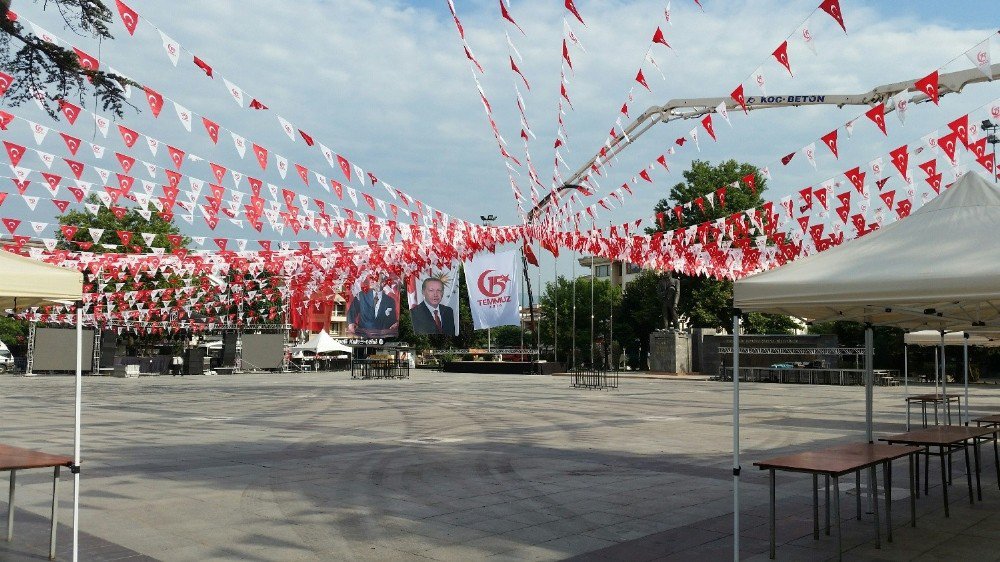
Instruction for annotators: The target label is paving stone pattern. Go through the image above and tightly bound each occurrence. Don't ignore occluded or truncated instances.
[2,371,1000,560]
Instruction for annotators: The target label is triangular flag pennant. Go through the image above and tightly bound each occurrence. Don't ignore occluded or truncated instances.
[652,27,670,48]
[913,70,939,105]
[965,39,993,79]
[143,86,164,117]
[730,84,748,114]
[114,0,139,35]
[820,129,838,158]
[772,41,792,76]
[565,0,585,25]
[158,29,180,66]
[819,0,846,33]
[253,144,268,170]
[701,114,716,141]
[202,117,220,144]
[865,103,887,136]
[635,70,651,92]
[173,102,192,131]
[223,78,244,107]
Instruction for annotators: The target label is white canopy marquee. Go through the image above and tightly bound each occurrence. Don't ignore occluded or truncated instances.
[292,330,352,354]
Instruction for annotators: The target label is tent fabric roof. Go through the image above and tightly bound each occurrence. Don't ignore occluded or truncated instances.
[734,173,1000,331]
[0,250,83,309]
[903,330,1000,347]
[293,330,352,354]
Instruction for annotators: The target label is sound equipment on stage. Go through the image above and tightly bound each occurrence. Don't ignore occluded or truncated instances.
[100,330,117,368]
[184,347,206,375]
[222,332,238,366]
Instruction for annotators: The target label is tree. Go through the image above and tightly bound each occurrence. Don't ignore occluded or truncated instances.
[650,159,798,333]
[538,274,620,368]
[0,315,28,355]
[57,194,187,253]
[809,321,905,370]
[0,0,133,119]
[613,270,661,369]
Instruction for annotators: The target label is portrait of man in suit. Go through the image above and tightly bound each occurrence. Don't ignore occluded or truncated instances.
[347,281,398,338]
[410,277,457,336]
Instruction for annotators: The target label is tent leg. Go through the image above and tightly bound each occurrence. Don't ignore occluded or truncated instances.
[73,307,82,562]
[865,325,874,514]
[963,334,969,426]
[732,312,741,562]
[940,332,948,423]
[904,344,910,430]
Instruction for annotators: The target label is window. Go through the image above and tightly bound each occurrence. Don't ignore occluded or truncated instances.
[595,265,611,277]
[626,263,642,274]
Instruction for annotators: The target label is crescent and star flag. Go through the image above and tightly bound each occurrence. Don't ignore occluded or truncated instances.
[464,250,520,330]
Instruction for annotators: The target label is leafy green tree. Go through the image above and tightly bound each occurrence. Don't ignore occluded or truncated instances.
[0,316,28,355]
[57,194,187,253]
[809,321,905,370]
[539,274,620,368]
[0,0,134,119]
[614,270,661,369]
[650,159,797,333]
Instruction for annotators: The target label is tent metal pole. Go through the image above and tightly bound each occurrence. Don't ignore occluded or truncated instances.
[732,311,741,562]
[963,333,969,425]
[73,306,82,562]
[934,347,939,395]
[865,325,873,443]
[904,344,909,430]
[940,331,948,402]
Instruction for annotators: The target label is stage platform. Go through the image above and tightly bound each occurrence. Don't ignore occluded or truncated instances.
[442,361,563,375]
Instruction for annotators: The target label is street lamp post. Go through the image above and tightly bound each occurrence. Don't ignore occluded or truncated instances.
[982,120,999,183]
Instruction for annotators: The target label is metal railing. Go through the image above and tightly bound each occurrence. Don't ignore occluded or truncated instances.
[719,367,900,386]
[351,359,410,380]
[571,367,619,390]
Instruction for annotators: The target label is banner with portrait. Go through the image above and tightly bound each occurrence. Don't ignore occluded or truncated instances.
[406,269,460,336]
[464,250,520,330]
[345,281,400,338]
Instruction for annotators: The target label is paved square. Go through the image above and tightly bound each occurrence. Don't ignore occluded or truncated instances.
[2,371,1000,561]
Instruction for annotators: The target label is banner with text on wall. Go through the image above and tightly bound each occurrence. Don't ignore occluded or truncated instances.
[464,251,520,330]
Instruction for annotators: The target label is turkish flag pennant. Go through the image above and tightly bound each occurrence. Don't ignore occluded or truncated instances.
[252,144,268,170]
[888,145,909,178]
[635,70,651,92]
[976,154,995,175]
[730,84,748,114]
[879,190,896,210]
[164,169,181,188]
[41,172,61,191]
[844,167,865,192]
[202,117,220,144]
[797,216,811,232]
[772,41,792,76]
[2,217,20,234]
[143,86,164,117]
[0,110,12,130]
[937,131,959,162]
[192,56,213,77]
[926,173,943,193]
[565,0,585,25]
[896,199,913,219]
[67,186,84,201]
[639,169,652,182]
[865,103,887,136]
[213,238,228,251]
[741,173,756,194]
[500,0,525,34]
[167,145,185,169]
[914,70,939,105]
[63,159,85,179]
[59,132,81,155]
[336,155,352,181]
[968,137,988,158]
[298,129,314,146]
[781,152,796,166]
[50,199,70,213]
[72,47,100,75]
[0,72,13,97]
[701,114,716,141]
[166,234,182,247]
[821,130,838,158]
[0,193,6,207]
[115,152,136,174]
[3,141,26,166]
[510,57,531,90]
[330,180,344,200]
[59,224,78,240]
[652,27,670,48]
[947,114,969,146]
[117,124,139,147]
[248,98,268,110]
[917,159,937,177]
[717,187,726,208]
[819,0,846,33]
[58,99,81,124]
[12,180,29,195]
[813,187,828,209]
[114,0,139,35]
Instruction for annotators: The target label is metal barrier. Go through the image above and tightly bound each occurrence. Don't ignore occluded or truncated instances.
[351,359,410,380]
[719,367,899,386]
[571,368,619,390]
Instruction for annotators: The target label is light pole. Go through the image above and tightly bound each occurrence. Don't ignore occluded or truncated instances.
[480,214,496,353]
[982,120,999,184]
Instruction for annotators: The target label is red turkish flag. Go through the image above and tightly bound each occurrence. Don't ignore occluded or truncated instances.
[60,225,78,240]
[2,217,21,234]
[3,141,25,166]
[167,145,185,169]
[165,170,181,188]
[844,167,865,192]
[701,114,716,141]
[813,187,828,209]
[330,180,344,200]
[781,152,796,166]
[772,41,792,76]
[0,72,13,97]
[865,103,887,136]
[947,114,969,146]
[510,57,531,90]
[968,137,988,158]
[114,0,139,35]
[336,155,351,181]
[879,190,895,210]
[716,187,726,208]
[565,0,585,25]
[500,0,525,35]
[112,206,128,219]
[819,0,846,33]
[167,234,182,247]
[63,159,85,179]
[295,164,309,185]
[192,56,213,77]
[117,230,133,246]
[730,84,748,114]
[252,143,268,170]
[937,131,959,162]
[914,70,939,105]
[58,99,81,124]
[821,130,838,158]
[72,47,100,74]
[896,199,913,219]
[209,162,226,183]
[202,117,220,144]
[298,129,314,146]
[115,153,135,174]
[652,27,670,48]
[67,186,84,201]
[917,159,937,177]
[639,169,652,182]
[59,132,81,155]
[742,173,756,194]
[41,173,61,191]
[976,154,995,175]
[888,145,909,178]
[143,86,164,117]
[635,70,651,92]
[117,124,139,147]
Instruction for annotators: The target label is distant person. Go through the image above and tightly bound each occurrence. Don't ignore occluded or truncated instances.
[347,283,398,337]
[410,278,456,335]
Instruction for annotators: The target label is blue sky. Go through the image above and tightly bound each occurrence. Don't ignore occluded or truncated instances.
[2,0,998,281]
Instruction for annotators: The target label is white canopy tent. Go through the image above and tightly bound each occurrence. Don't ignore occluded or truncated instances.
[0,250,83,561]
[292,330,352,355]
[730,172,1000,558]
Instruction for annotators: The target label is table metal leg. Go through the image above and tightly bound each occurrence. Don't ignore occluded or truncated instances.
[940,447,950,517]
[909,453,916,527]
[993,430,1000,491]
[964,442,974,504]
[922,402,928,428]
[974,439,982,501]
[825,475,831,536]
[834,477,842,562]
[934,402,939,426]
[813,473,819,540]
[924,447,930,495]
[856,471,862,520]
[6,469,14,541]
[769,469,776,560]
[871,466,881,549]
[885,461,892,543]
[49,466,59,560]
[907,400,911,431]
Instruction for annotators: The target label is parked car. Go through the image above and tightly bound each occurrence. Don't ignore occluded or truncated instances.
[770,362,793,369]
[0,341,14,373]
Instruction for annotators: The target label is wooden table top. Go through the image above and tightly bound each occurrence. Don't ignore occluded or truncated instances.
[905,393,962,402]
[880,425,997,446]
[973,414,1000,425]
[0,444,73,471]
[754,443,922,477]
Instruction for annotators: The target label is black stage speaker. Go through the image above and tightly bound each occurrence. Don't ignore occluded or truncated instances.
[222,332,238,366]
[100,330,117,368]
[184,347,206,375]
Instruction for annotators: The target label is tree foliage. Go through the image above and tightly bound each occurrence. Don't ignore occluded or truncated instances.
[538,274,620,368]
[0,0,135,119]
[648,159,797,333]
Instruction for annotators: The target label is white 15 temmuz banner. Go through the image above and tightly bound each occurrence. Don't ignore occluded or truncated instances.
[464,250,520,330]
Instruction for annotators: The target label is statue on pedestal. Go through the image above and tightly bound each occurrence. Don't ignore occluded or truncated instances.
[657,272,681,331]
